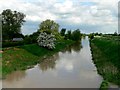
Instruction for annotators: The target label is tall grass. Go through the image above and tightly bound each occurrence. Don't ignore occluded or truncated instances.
[90,36,120,86]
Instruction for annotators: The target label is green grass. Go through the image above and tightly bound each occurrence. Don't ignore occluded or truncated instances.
[0,58,2,79]
[2,40,74,78]
[0,47,2,58]
[90,36,120,86]
[100,80,109,90]
[0,53,1,58]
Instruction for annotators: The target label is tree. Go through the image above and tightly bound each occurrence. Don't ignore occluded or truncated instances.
[67,30,72,39]
[2,9,25,40]
[29,31,40,43]
[38,19,59,32]
[113,31,117,36]
[60,28,66,36]
[38,19,63,41]
[94,32,99,36]
[0,14,2,42]
[89,33,94,40]
[71,29,81,41]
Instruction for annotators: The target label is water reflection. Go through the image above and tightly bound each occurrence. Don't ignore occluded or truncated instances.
[4,71,26,82]
[71,41,82,52]
[39,42,82,72]
[62,41,82,53]
[39,53,59,71]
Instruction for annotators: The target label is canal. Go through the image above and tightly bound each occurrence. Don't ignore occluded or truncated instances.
[2,36,102,88]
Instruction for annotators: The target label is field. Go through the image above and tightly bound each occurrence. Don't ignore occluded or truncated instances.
[90,36,120,86]
[2,40,74,78]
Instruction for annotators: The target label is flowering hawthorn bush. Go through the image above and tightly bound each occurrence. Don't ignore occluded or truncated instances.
[37,32,56,49]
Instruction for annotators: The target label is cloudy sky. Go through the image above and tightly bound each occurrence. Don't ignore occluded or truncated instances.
[0,0,119,35]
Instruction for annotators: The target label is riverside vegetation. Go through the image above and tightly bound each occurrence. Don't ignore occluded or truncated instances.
[90,35,120,87]
[2,9,82,78]
[2,40,74,78]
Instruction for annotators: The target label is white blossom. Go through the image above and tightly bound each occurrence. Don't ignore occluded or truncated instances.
[37,32,56,49]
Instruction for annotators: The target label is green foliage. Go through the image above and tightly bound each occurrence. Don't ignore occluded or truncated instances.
[60,28,66,36]
[2,40,74,77]
[38,19,59,32]
[2,41,25,48]
[113,32,118,36]
[89,33,94,40]
[52,31,64,41]
[43,30,52,34]
[29,31,40,43]
[64,29,81,41]
[2,31,40,48]
[24,35,33,44]
[2,9,25,40]
[71,29,81,41]
[65,30,72,40]
[100,80,109,90]
[38,19,62,41]
[90,36,120,85]
[23,31,40,44]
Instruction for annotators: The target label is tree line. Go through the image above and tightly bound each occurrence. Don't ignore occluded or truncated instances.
[1,9,81,48]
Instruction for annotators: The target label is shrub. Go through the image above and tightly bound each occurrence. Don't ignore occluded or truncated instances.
[71,29,81,41]
[2,41,25,48]
[89,33,94,40]
[65,30,72,40]
[52,31,64,41]
[37,32,56,49]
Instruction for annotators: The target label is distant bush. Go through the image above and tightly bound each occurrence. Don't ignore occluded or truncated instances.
[2,41,25,48]
[37,32,56,49]
[60,28,66,36]
[2,37,34,48]
[64,29,81,41]
[23,35,32,44]
[71,29,81,41]
[24,31,40,44]
[113,32,118,36]
[89,34,94,40]
[65,30,72,40]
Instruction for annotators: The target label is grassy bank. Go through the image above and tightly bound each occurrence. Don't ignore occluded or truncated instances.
[90,36,120,86]
[2,40,74,78]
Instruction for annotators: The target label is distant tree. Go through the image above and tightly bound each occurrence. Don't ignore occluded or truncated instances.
[38,19,59,32]
[29,31,40,43]
[2,9,25,40]
[71,29,81,41]
[24,35,32,44]
[67,30,72,39]
[13,33,24,38]
[89,33,94,40]
[0,14,2,42]
[95,32,99,36]
[38,19,63,41]
[99,33,102,36]
[113,32,117,36]
[60,28,66,36]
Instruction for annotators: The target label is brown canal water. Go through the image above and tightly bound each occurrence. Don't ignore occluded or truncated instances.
[2,36,102,88]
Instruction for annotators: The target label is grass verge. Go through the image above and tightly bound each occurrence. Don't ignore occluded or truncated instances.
[90,36,120,86]
[100,80,109,90]
[2,40,74,78]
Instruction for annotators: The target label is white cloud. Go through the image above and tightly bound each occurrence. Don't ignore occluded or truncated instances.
[0,0,119,34]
